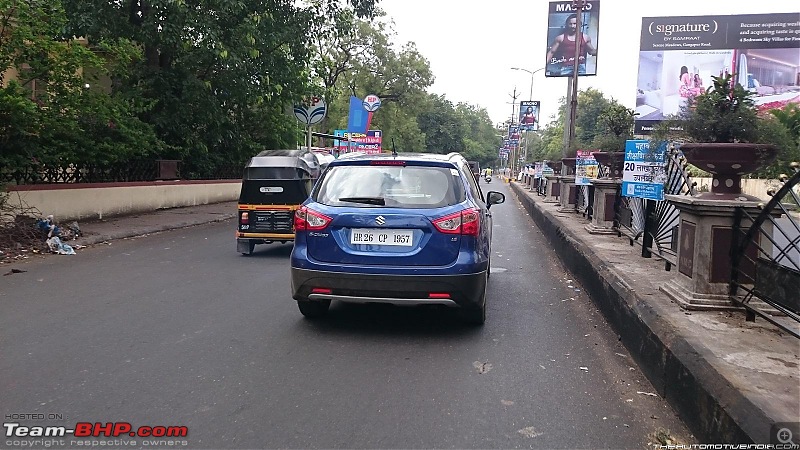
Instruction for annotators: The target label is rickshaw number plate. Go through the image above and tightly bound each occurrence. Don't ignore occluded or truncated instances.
[259,186,284,193]
[350,229,413,247]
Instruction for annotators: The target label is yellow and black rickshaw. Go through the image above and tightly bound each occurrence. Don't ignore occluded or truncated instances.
[236,149,326,255]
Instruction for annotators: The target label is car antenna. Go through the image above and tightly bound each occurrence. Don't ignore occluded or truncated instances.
[391,138,398,157]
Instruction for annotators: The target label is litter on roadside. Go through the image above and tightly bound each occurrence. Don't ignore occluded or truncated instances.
[46,237,75,255]
[637,391,659,397]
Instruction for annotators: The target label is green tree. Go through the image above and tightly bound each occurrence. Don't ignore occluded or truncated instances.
[591,102,636,152]
[58,0,378,174]
[1,0,163,181]
[573,87,613,148]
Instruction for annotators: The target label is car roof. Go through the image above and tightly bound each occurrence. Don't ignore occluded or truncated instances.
[328,152,465,166]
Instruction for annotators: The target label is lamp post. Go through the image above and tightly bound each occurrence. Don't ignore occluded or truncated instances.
[510,67,546,100]
[511,67,545,165]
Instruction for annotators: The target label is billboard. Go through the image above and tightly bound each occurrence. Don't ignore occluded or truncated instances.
[545,1,600,77]
[333,130,382,154]
[634,12,800,134]
[519,101,541,131]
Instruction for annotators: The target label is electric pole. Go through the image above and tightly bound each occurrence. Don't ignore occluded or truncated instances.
[564,0,585,172]
[508,87,519,177]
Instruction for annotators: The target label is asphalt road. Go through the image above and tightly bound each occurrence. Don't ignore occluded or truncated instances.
[0,180,692,449]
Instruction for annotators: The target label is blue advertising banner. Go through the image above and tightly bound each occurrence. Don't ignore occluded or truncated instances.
[346,96,369,133]
[622,140,667,200]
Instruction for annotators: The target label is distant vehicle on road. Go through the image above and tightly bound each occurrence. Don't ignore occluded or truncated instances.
[236,149,322,255]
[290,152,505,324]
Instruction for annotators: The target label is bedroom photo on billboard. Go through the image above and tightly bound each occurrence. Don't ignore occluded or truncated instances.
[634,47,800,133]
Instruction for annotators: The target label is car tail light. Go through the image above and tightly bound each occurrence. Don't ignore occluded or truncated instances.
[294,206,332,231]
[311,288,333,294]
[428,292,451,299]
[461,208,480,236]
[240,211,249,224]
[432,208,480,236]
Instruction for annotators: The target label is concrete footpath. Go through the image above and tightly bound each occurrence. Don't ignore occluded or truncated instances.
[509,181,799,445]
[13,191,800,444]
[69,201,238,247]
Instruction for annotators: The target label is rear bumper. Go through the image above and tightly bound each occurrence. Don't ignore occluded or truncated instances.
[237,233,294,240]
[291,268,486,308]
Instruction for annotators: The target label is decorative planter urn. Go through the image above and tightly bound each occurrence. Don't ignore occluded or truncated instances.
[591,151,625,179]
[561,157,576,175]
[558,158,578,211]
[680,143,778,200]
[660,143,779,311]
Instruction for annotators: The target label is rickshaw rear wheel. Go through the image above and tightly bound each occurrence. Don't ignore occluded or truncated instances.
[241,241,256,256]
[297,300,330,318]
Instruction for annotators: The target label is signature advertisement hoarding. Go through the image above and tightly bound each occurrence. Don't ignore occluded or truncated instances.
[333,130,383,154]
[519,101,541,131]
[622,140,667,201]
[575,150,599,185]
[634,12,800,134]
[545,1,600,77]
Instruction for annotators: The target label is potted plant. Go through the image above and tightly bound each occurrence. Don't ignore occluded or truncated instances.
[654,74,789,199]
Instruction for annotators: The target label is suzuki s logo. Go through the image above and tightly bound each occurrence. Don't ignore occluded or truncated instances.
[375,216,386,226]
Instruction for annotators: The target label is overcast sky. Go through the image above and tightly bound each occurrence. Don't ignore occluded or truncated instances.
[377,0,797,126]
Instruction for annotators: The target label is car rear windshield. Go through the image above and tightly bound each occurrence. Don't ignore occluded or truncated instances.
[313,165,466,208]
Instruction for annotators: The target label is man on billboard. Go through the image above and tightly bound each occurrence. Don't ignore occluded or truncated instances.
[546,12,598,76]
[519,101,540,131]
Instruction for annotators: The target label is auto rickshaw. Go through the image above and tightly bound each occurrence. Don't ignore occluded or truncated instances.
[236,149,323,255]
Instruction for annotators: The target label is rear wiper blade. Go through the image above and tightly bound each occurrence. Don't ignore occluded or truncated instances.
[338,196,386,205]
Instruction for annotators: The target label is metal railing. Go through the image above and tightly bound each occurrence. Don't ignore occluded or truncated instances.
[614,147,695,269]
[730,164,800,338]
[575,184,593,218]
[1,160,243,185]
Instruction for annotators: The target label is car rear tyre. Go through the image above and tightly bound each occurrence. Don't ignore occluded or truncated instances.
[459,272,487,325]
[297,300,331,318]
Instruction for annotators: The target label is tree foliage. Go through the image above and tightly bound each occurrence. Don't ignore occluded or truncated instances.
[2,0,506,180]
[0,0,163,180]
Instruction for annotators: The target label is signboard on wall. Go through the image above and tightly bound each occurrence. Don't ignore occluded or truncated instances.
[633,12,800,134]
[333,130,383,154]
[622,140,667,201]
[575,150,599,185]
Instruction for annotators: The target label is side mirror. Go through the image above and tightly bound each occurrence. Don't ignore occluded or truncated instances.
[486,191,505,209]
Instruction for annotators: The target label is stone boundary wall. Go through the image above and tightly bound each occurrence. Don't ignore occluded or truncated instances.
[6,180,241,221]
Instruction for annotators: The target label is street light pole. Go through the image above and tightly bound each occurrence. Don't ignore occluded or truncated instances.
[510,67,545,168]
[510,67,546,100]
